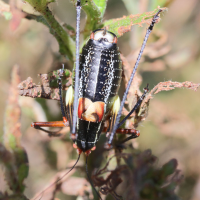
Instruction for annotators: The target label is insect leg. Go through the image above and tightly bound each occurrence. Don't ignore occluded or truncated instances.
[117,84,149,129]
[33,127,62,137]
[31,66,70,136]
[58,67,68,126]
[110,85,149,145]
[72,0,81,135]
[104,84,148,144]
[107,9,162,147]
[104,127,140,149]
[31,121,68,137]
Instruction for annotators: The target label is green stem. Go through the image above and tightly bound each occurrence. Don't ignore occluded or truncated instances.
[81,0,103,39]
[25,0,75,61]
[40,6,75,61]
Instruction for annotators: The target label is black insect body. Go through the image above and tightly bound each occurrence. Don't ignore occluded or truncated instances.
[31,1,162,198]
[66,29,122,154]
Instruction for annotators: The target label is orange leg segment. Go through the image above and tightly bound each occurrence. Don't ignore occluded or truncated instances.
[31,119,139,140]
[31,117,69,128]
[102,127,139,135]
[31,118,69,137]
[31,121,68,128]
[103,127,140,149]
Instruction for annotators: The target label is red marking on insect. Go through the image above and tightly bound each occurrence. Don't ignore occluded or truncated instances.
[73,143,78,149]
[90,32,94,39]
[78,97,92,118]
[91,146,96,151]
[85,150,91,156]
[77,148,82,155]
[113,36,118,43]
[78,98,105,122]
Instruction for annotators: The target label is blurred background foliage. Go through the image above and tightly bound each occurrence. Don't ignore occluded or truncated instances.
[0,0,200,199]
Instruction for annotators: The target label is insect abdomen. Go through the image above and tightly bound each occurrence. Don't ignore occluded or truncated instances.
[79,39,122,105]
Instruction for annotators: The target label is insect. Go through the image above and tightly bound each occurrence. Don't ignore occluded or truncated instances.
[31,1,163,199]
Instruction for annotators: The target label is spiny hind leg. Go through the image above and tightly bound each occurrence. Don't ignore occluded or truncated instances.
[105,85,149,148]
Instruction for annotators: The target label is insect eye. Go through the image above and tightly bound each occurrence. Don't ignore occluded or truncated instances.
[100,38,109,42]
[91,29,117,43]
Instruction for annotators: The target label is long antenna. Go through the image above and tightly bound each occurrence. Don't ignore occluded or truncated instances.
[108,9,162,145]
[32,154,81,200]
[86,156,102,200]
[72,0,81,135]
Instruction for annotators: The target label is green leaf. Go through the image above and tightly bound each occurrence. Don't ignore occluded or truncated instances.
[48,69,71,88]
[2,11,12,20]
[93,0,108,17]
[7,134,17,149]
[104,7,166,38]
[14,148,29,192]
[18,164,29,185]
[81,0,104,39]
[71,0,107,39]
[161,159,178,177]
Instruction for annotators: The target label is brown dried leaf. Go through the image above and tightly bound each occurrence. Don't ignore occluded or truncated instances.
[136,81,200,130]
[18,69,72,101]
[18,80,58,100]
[92,156,125,196]
[146,81,200,102]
